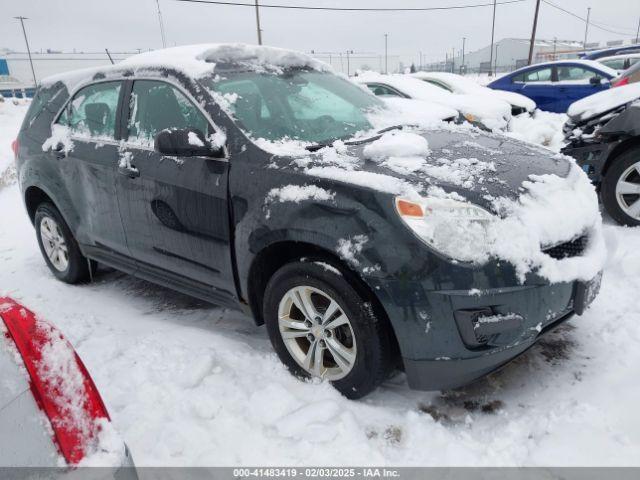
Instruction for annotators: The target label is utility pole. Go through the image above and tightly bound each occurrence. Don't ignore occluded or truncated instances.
[527,0,541,65]
[636,16,640,44]
[154,0,167,48]
[346,50,350,76]
[488,0,497,76]
[583,7,591,49]
[254,0,263,45]
[14,16,37,87]
[451,47,455,73]
[495,44,499,73]
[462,37,466,73]
[384,34,388,74]
[553,37,557,59]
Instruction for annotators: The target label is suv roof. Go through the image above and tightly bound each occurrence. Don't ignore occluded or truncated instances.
[40,43,331,92]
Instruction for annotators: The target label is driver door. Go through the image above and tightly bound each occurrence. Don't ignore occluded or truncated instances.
[115,79,236,301]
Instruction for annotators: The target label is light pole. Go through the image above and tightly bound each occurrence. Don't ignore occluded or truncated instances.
[494,44,499,73]
[636,16,640,43]
[451,47,455,73]
[488,0,497,76]
[583,7,591,49]
[462,37,466,74]
[254,0,263,45]
[154,0,167,48]
[384,34,388,74]
[14,16,37,87]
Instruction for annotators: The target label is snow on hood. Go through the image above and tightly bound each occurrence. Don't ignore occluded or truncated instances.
[567,83,640,121]
[41,43,330,91]
[354,71,511,131]
[291,127,604,283]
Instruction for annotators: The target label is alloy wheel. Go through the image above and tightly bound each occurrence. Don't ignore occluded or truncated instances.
[615,161,640,220]
[277,285,357,381]
[40,216,69,272]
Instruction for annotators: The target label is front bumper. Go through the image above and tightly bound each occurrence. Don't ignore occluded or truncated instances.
[370,272,601,391]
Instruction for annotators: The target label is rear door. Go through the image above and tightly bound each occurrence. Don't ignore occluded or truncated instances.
[510,66,557,111]
[554,64,610,112]
[115,79,236,301]
[53,81,130,258]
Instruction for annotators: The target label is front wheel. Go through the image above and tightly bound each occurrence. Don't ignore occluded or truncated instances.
[601,146,640,226]
[263,260,396,399]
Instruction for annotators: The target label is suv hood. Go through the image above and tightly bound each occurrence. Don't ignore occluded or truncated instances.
[297,126,605,284]
[304,127,571,214]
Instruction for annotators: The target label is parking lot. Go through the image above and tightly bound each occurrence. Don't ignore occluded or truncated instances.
[1,98,639,466]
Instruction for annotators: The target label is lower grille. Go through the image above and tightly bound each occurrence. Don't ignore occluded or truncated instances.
[543,235,588,260]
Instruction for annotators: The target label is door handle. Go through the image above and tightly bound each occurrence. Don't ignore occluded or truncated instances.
[52,144,66,159]
[118,164,140,178]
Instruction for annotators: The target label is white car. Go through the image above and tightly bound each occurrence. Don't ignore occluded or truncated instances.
[411,71,536,116]
[597,53,640,74]
[353,71,512,131]
[0,297,135,472]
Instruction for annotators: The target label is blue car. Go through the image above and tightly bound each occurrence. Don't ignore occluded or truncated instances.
[487,60,618,113]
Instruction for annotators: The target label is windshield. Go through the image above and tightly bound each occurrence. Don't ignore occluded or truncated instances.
[203,70,383,145]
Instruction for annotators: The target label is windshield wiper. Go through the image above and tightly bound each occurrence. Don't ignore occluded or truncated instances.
[304,125,414,152]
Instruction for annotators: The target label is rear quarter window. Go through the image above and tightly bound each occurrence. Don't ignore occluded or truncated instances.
[21,82,69,133]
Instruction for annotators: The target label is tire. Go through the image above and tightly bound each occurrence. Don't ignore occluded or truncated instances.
[601,146,640,227]
[263,260,395,399]
[34,202,96,283]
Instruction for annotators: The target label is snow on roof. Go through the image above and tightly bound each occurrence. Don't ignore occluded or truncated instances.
[567,83,640,121]
[40,43,331,90]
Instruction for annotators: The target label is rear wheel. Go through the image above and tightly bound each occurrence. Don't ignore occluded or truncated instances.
[263,260,395,399]
[601,146,640,226]
[34,203,96,283]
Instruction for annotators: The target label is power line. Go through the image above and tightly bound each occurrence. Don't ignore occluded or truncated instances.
[542,0,637,38]
[174,0,528,12]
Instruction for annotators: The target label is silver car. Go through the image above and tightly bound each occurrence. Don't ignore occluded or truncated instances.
[0,296,135,475]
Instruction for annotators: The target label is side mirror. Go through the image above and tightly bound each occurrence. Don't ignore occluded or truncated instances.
[589,76,604,86]
[154,128,224,158]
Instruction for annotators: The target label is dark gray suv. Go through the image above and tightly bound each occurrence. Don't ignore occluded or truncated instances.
[14,44,604,398]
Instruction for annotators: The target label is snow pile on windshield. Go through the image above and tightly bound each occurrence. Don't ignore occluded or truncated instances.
[567,83,640,121]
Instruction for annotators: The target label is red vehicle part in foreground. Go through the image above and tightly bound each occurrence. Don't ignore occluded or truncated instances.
[0,297,110,465]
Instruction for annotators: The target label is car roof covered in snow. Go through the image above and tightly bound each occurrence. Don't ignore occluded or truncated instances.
[40,43,331,91]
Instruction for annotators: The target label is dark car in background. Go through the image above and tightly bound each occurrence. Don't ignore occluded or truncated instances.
[14,44,603,399]
[487,60,618,112]
[563,83,640,226]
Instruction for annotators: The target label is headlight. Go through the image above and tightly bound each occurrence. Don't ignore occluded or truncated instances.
[395,197,496,262]
[463,113,477,123]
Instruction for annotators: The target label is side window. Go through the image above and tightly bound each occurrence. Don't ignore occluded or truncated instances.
[513,67,552,83]
[556,66,599,83]
[367,84,401,97]
[60,82,122,138]
[127,80,209,146]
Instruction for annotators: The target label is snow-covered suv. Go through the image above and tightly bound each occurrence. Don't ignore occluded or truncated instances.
[15,44,604,398]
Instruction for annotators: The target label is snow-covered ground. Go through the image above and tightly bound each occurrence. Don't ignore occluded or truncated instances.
[1,99,639,466]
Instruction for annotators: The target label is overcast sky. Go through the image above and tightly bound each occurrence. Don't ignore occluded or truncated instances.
[2,0,639,64]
